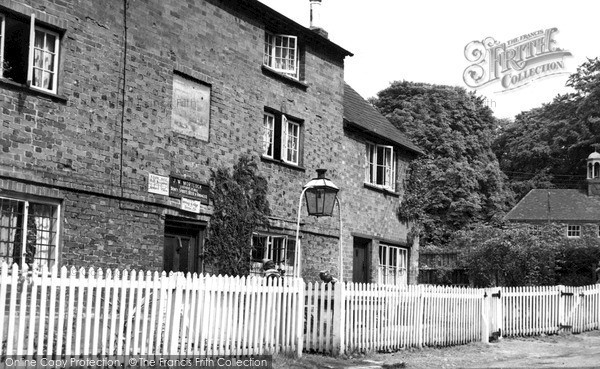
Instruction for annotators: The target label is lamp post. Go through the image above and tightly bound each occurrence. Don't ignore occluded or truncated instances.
[294,169,343,282]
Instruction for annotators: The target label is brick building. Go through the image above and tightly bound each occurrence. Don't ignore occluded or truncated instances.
[0,0,420,283]
[505,151,600,239]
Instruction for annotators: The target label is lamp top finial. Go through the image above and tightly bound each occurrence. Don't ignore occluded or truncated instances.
[316,168,327,179]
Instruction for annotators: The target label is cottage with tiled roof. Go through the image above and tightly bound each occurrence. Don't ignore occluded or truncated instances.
[505,151,600,238]
[339,83,422,285]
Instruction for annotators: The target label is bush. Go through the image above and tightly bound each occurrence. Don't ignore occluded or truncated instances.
[451,223,600,287]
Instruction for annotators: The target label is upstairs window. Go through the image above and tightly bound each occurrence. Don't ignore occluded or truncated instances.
[262,110,302,166]
[0,195,60,270]
[262,112,275,158]
[263,32,298,80]
[366,143,396,190]
[566,225,581,238]
[0,13,60,93]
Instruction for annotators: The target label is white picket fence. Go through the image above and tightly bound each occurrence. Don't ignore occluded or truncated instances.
[499,285,600,337]
[1,262,599,359]
[304,283,486,354]
[0,263,304,359]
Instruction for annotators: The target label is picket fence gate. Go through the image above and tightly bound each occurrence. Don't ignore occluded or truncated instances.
[1,262,600,359]
[0,263,304,361]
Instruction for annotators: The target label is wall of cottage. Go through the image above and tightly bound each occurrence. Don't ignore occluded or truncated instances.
[337,129,419,284]
[0,0,345,276]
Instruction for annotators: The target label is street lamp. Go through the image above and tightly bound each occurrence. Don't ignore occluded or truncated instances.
[294,169,343,281]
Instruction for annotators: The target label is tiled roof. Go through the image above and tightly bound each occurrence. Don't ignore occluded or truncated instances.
[343,83,423,155]
[505,189,600,222]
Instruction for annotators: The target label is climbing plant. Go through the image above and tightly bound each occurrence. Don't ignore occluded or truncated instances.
[203,155,271,276]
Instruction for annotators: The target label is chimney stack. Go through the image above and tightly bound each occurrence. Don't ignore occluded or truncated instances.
[309,0,328,39]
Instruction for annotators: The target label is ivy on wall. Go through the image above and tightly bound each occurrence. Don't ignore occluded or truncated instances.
[203,155,270,276]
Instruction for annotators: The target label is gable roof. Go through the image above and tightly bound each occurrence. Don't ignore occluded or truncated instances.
[505,189,600,222]
[342,83,423,155]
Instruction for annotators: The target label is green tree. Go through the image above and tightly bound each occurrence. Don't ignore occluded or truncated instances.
[492,57,600,200]
[204,155,270,276]
[373,81,513,246]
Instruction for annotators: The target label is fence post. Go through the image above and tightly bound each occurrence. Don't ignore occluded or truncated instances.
[170,272,185,355]
[481,291,489,343]
[496,287,503,339]
[296,278,306,358]
[558,285,565,331]
[417,286,425,348]
[332,282,346,356]
[597,284,600,330]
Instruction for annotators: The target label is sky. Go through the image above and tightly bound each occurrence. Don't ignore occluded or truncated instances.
[257,0,599,119]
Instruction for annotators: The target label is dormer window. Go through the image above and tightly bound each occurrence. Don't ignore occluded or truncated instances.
[263,32,298,80]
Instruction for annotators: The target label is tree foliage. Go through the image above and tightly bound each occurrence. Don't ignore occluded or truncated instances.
[372,81,513,246]
[204,155,270,276]
[452,223,600,287]
[493,57,600,200]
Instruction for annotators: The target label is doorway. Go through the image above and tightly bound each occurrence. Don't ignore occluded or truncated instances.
[164,216,205,274]
[353,237,371,283]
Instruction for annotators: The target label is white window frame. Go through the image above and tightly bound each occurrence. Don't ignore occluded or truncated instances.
[0,195,61,270]
[378,243,408,286]
[263,32,298,80]
[365,143,396,191]
[262,112,275,158]
[566,225,581,238]
[30,26,60,93]
[0,13,60,94]
[251,233,296,276]
[282,116,300,165]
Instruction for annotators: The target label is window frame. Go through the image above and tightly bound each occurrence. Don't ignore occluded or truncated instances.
[262,112,275,159]
[262,109,303,167]
[263,31,299,80]
[282,116,300,165]
[365,142,396,191]
[377,243,408,286]
[30,25,60,94]
[0,194,61,270]
[566,224,581,238]
[0,12,61,94]
[250,233,296,276]
[0,14,4,77]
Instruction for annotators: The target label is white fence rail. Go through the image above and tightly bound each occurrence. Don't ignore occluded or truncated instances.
[0,263,304,359]
[1,262,599,358]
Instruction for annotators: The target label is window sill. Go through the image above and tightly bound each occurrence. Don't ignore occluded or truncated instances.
[261,156,306,172]
[261,65,308,91]
[363,183,400,197]
[0,78,68,103]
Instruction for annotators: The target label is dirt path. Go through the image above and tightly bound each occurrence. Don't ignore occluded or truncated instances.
[276,330,600,368]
